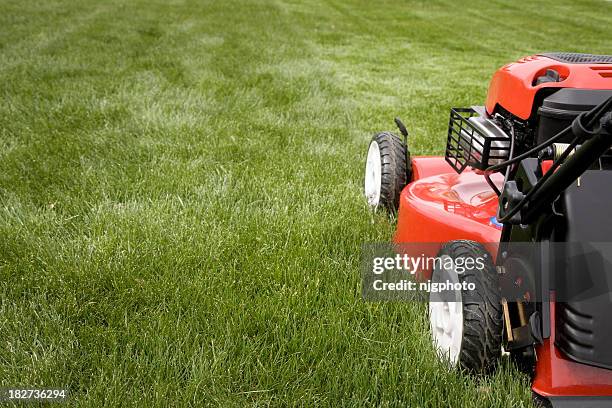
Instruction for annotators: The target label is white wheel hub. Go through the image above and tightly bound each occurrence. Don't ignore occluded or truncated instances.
[364,141,382,206]
[429,258,464,365]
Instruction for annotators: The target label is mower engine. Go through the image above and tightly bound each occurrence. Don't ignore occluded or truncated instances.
[447,53,612,174]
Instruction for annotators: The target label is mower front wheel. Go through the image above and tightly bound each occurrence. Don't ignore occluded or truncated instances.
[364,132,410,212]
[428,240,503,373]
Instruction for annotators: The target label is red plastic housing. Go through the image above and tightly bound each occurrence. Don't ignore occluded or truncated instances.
[485,55,612,120]
[393,157,502,277]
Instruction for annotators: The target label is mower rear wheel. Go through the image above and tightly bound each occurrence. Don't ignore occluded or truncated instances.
[428,240,503,373]
[364,132,410,212]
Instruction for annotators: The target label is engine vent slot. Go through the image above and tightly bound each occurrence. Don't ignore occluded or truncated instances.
[589,66,612,78]
[538,52,612,64]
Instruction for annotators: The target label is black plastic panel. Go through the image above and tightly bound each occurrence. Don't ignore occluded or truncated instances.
[556,171,612,370]
[544,396,612,408]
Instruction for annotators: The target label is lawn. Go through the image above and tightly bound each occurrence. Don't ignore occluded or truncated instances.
[0,0,610,406]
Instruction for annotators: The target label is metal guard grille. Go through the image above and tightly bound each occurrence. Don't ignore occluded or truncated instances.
[445,108,510,173]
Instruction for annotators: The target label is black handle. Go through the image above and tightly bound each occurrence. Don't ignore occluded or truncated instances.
[394,117,408,138]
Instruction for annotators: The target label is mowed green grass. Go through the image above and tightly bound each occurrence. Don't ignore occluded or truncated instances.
[0,0,610,406]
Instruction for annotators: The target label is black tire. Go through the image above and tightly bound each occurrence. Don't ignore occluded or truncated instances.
[363,132,411,212]
[429,240,503,373]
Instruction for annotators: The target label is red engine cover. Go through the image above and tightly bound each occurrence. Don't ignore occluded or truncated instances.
[485,53,612,120]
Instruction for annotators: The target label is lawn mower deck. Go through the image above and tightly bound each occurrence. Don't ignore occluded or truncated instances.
[364,53,612,407]
[393,157,501,248]
[394,156,612,406]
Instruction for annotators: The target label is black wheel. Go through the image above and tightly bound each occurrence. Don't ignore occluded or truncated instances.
[364,132,411,212]
[428,240,503,373]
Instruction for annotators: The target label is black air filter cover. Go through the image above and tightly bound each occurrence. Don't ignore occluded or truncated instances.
[542,88,612,112]
[537,89,612,144]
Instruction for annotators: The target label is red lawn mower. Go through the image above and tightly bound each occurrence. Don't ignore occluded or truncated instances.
[364,53,612,407]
